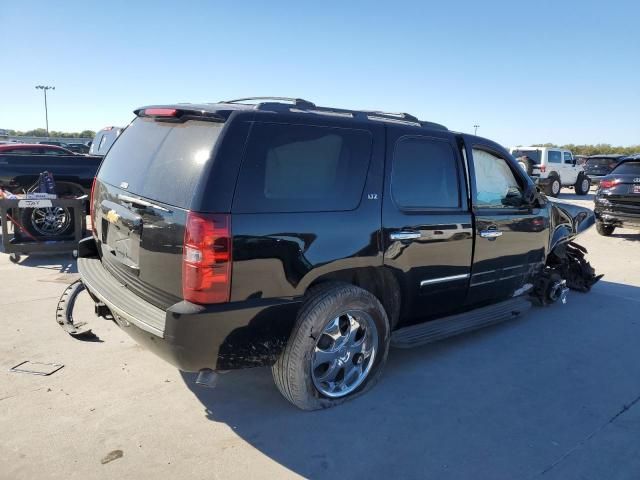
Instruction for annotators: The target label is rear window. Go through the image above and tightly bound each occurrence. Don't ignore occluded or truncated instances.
[233,122,372,213]
[512,149,541,164]
[613,161,640,175]
[586,157,619,167]
[98,118,223,208]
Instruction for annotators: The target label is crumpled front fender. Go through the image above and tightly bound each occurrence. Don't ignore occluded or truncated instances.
[547,198,595,251]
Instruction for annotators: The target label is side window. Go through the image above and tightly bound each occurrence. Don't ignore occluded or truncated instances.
[563,152,573,164]
[45,149,62,155]
[472,149,524,208]
[98,135,108,153]
[391,137,460,209]
[548,151,562,163]
[233,123,372,213]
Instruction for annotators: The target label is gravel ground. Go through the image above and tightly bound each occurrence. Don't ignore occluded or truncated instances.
[1,190,639,480]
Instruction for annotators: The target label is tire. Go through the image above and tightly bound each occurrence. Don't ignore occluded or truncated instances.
[596,222,615,236]
[517,157,533,176]
[545,174,561,197]
[19,206,75,239]
[574,174,591,195]
[272,283,390,410]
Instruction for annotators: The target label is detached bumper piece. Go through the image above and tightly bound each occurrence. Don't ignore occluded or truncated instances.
[391,297,532,348]
[55,279,96,339]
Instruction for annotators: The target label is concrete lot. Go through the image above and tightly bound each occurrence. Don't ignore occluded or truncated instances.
[1,191,639,480]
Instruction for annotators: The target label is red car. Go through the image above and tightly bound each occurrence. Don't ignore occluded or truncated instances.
[0,143,76,155]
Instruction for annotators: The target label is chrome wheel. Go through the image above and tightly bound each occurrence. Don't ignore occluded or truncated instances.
[311,311,378,398]
[551,179,560,195]
[30,207,71,236]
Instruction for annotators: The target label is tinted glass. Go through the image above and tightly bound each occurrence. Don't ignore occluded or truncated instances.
[548,151,562,163]
[512,149,541,163]
[613,161,640,175]
[98,117,223,209]
[586,157,619,167]
[234,123,372,213]
[473,149,523,208]
[391,137,460,208]
[563,152,573,163]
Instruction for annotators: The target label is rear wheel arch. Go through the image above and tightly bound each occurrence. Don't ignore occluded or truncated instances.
[305,267,401,330]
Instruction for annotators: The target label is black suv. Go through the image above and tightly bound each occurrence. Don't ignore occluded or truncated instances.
[583,154,627,185]
[594,156,640,236]
[77,98,598,410]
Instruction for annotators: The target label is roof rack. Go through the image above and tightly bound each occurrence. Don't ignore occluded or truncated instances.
[219,97,446,130]
[223,97,317,109]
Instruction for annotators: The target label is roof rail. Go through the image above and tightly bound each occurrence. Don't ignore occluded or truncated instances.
[219,97,447,130]
[366,111,421,123]
[223,97,316,108]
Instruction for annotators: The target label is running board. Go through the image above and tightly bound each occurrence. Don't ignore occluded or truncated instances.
[391,297,532,349]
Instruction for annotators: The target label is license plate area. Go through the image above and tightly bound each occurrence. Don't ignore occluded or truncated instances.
[104,221,140,269]
[632,185,640,194]
[100,200,142,270]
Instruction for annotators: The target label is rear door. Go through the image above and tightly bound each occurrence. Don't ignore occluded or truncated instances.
[547,149,564,180]
[465,137,549,305]
[382,127,473,323]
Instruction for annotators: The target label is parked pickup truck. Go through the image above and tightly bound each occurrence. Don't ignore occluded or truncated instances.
[73,98,600,410]
[0,151,102,236]
[510,146,591,197]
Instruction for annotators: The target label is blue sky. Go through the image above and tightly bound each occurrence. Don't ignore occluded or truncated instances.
[1,0,639,147]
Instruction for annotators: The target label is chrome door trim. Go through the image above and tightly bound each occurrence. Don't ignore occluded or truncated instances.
[480,230,503,239]
[420,273,470,287]
[390,231,422,241]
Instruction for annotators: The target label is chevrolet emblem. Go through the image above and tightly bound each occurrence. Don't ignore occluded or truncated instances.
[106,209,120,224]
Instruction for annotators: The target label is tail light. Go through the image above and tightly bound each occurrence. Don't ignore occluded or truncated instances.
[540,165,546,173]
[600,179,618,189]
[89,178,97,236]
[143,108,178,117]
[182,212,232,304]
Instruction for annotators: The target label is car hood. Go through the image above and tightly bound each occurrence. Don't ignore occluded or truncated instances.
[546,197,595,250]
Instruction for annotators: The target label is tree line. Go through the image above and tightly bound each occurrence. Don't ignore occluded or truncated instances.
[5,128,96,138]
[529,143,640,156]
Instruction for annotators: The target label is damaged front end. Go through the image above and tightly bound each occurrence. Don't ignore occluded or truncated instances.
[533,199,603,305]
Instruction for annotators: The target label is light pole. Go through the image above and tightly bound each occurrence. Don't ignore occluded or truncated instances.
[473,124,480,135]
[35,85,55,137]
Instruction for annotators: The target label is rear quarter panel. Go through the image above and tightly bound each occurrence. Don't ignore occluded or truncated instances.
[229,117,385,302]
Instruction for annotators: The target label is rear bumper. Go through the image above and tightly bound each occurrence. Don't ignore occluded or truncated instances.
[533,176,551,187]
[594,206,640,230]
[77,245,300,371]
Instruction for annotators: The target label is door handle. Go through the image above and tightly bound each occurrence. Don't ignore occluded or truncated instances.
[390,231,422,241]
[480,229,503,239]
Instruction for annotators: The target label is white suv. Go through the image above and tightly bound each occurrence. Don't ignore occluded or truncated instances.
[510,147,591,197]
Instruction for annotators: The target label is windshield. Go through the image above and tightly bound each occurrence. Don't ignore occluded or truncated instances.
[98,117,224,208]
[511,149,541,163]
